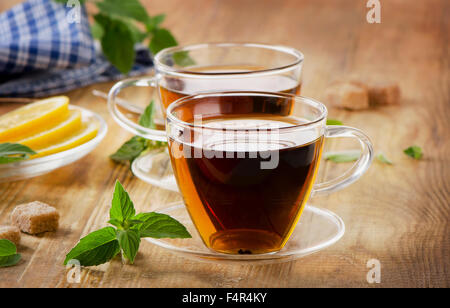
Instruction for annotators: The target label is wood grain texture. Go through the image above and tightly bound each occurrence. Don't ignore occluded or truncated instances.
[0,0,449,288]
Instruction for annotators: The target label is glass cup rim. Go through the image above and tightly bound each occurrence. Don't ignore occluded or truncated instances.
[166,91,328,133]
[154,42,305,78]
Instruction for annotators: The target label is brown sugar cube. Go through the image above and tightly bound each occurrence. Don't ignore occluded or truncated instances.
[324,81,370,110]
[0,225,21,245]
[11,201,59,234]
[368,82,401,105]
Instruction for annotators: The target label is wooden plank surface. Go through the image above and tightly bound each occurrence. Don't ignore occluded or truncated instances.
[0,0,449,288]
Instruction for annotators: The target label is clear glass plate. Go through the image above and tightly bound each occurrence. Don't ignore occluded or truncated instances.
[144,203,345,265]
[0,106,108,183]
[131,149,179,192]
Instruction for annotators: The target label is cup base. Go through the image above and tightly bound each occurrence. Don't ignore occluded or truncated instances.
[209,229,283,255]
[144,203,345,265]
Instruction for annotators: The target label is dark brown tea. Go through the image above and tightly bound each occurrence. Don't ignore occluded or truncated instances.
[169,113,324,254]
[158,65,302,110]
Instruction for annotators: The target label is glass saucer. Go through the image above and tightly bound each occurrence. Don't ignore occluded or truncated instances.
[0,106,108,183]
[144,203,345,265]
[131,149,179,192]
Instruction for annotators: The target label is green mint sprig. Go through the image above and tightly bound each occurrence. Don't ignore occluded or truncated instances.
[404,146,423,160]
[0,239,21,268]
[54,0,193,73]
[325,150,394,165]
[64,181,191,266]
[0,143,36,164]
[323,150,361,163]
[110,101,167,167]
[376,152,393,165]
[326,118,343,125]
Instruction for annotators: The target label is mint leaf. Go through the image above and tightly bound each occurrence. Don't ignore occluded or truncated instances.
[110,181,136,224]
[123,19,147,44]
[404,146,423,160]
[173,51,196,67]
[0,254,21,268]
[127,219,144,226]
[92,7,146,44]
[138,101,155,128]
[0,143,36,164]
[0,239,16,256]
[94,14,135,74]
[64,227,120,266]
[107,218,123,228]
[110,101,166,166]
[326,119,343,125]
[149,28,178,55]
[324,150,361,163]
[137,101,168,150]
[145,14,166,32]
[133,212,191,239]
[110,136,147,164]
[90,21,104,40]
[376,152,393,165]
[0,239,21,268]
[96,0,150,23]
[117,229,140,264]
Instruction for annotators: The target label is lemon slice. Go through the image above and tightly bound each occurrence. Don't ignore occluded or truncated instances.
[18,109,82,150]
[0,96,69,142]
[31,119,99,159]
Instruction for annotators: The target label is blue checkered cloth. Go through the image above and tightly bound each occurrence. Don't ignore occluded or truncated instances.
[0,0,153,97]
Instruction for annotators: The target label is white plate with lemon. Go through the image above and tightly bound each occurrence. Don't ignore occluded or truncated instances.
[0,96,107,182]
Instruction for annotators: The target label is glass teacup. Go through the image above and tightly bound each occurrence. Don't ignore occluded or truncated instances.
[164,91,372,254]
[108,42,304,141]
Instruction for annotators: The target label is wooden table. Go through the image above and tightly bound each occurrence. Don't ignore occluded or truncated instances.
[0,0,448,288]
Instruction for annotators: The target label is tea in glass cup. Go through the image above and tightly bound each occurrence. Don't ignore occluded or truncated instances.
[165,91,373,254]
[108,43,304,141]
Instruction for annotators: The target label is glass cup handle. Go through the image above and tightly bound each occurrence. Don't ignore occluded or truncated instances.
[312,126,374,196]
[107,77,168,142]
